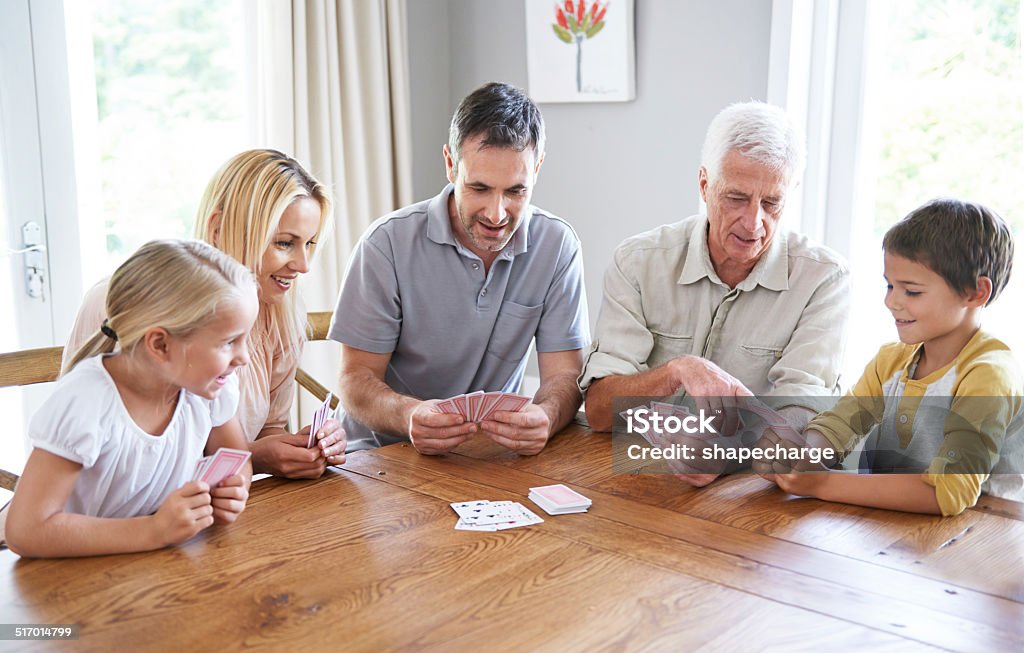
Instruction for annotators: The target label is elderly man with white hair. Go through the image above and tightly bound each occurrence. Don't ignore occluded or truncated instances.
[579,101,850,485]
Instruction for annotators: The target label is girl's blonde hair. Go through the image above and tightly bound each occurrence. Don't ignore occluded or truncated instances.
[193,149,332,348]
[65,240,257,373]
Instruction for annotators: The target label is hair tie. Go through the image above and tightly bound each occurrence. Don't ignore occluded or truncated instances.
[100,320,118,342]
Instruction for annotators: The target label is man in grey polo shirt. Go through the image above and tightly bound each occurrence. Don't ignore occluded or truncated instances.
[330,82,589,455]
[580,101,849,485]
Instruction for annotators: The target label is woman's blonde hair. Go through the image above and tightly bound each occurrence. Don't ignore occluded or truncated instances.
[65,240,257,373]
[193,149,332,348]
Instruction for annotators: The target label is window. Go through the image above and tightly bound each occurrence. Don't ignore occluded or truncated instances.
[771,0,1023,384]
[84,0,250,280]
[0,0,253,474]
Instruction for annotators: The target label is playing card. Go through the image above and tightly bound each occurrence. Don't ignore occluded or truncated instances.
[742,399,804,442]
[488,393,531,415]
[529,484,592,509]
[473,392,500,422]
[492,503,544,529]
[467,391,486,422]
[194,448,251,486]
[450,500,520,526]
[307,392,333,448]
[454,518,499,531]
[436,399,460,415]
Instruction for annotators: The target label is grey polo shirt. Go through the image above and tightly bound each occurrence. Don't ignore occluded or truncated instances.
[329,184,590,450]
[579,214,850,410]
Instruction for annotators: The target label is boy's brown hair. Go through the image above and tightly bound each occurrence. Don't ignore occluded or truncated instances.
[883,198,1014,305]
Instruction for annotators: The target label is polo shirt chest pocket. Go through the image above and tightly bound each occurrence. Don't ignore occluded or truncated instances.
[650,329,693,367]
[486,300,544,362]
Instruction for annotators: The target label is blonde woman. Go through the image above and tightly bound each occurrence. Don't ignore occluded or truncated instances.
[64,150,346,479]
[8,240,256,557]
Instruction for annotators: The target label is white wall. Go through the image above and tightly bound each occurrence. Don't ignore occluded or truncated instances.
[405,0,774,327]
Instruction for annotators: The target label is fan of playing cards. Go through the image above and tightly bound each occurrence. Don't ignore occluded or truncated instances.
[435,391,530,423]
[192,448,251,486]
[307,392,336,448]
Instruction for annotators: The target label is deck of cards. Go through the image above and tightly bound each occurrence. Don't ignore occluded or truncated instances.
[450,499,544,531]
[307,392,334,448]
[435,391,530,423]
[192,448,250,486]
[528,484,592,515]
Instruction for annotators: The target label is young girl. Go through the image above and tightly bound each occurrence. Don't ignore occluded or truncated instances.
[64,149,346,479]
[5,240,259,557]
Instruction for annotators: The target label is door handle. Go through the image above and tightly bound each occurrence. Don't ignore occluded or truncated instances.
[21,221,46,300]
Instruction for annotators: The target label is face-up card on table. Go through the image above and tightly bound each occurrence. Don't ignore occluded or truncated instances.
[193,448,250,486]
[450,500,543,529]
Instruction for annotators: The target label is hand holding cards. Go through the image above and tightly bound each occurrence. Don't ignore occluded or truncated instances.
[307,392,334,449]
[436,391,530,423]
[192,448,251,486]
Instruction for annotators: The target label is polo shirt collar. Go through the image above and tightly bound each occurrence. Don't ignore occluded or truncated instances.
[677,216,790,292]
[425,183,531,259]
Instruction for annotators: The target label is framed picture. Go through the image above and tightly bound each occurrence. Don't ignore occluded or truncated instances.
[525,0,636,103]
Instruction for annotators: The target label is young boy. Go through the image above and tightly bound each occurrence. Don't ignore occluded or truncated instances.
[754,198,1022,515]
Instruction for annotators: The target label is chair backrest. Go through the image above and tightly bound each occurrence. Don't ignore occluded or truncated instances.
[295,312,339,410]
[0,346,63,492]
[0,346,63,389]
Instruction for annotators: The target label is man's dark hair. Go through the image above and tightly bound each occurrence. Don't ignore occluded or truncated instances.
[883,198,1014,305]
[448,82,545,171]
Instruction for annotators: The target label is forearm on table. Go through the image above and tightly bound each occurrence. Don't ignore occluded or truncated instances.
[814,473,942,515]
[338,369,419,438]
[533,372,583,435]
[6,512,164,558]
[585,361,684,432]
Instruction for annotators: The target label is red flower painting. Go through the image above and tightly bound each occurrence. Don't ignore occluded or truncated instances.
[551,1,609,93]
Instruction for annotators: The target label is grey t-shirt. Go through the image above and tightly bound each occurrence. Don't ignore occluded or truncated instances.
[329,184,590,450]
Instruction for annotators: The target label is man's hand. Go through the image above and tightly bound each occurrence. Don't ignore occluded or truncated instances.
[250,433,329,479]
[304,417,347,466]
[670,356,753,436]
[408,400,478,455]
[480,403,551,455]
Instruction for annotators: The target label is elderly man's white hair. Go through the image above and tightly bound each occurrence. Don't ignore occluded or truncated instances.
[700,101,806,185]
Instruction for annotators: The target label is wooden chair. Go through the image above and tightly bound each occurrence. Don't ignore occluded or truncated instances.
[0,311,338,493]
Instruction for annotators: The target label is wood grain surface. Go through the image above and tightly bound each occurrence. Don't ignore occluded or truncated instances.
[0,421,1020,651]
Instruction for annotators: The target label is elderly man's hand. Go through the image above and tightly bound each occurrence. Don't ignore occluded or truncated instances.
[668,356,753,436]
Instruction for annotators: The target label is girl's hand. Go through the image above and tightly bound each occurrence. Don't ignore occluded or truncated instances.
[152,481,213,546]
[210,474,249,524]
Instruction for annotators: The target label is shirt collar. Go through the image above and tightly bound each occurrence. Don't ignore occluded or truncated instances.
[677,216,790,292]
[425,183,531,259]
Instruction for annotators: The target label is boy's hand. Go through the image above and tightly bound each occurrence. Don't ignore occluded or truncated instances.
[153,481,213,546]
[210,474,249,524]
[771,470,829,498]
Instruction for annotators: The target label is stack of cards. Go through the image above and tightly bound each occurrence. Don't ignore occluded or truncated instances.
[528,484,592,515]
[436,391,530,423]
[192,448,251,486]
[307,392,334,448]
[450,500,544,531]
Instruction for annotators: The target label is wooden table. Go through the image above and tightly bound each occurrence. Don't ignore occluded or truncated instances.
[1,421,1022,651]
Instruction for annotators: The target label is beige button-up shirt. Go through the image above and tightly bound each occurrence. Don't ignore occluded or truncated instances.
[579,215,850,411]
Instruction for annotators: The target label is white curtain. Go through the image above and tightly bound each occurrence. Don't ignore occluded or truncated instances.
[247,0,414,428]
